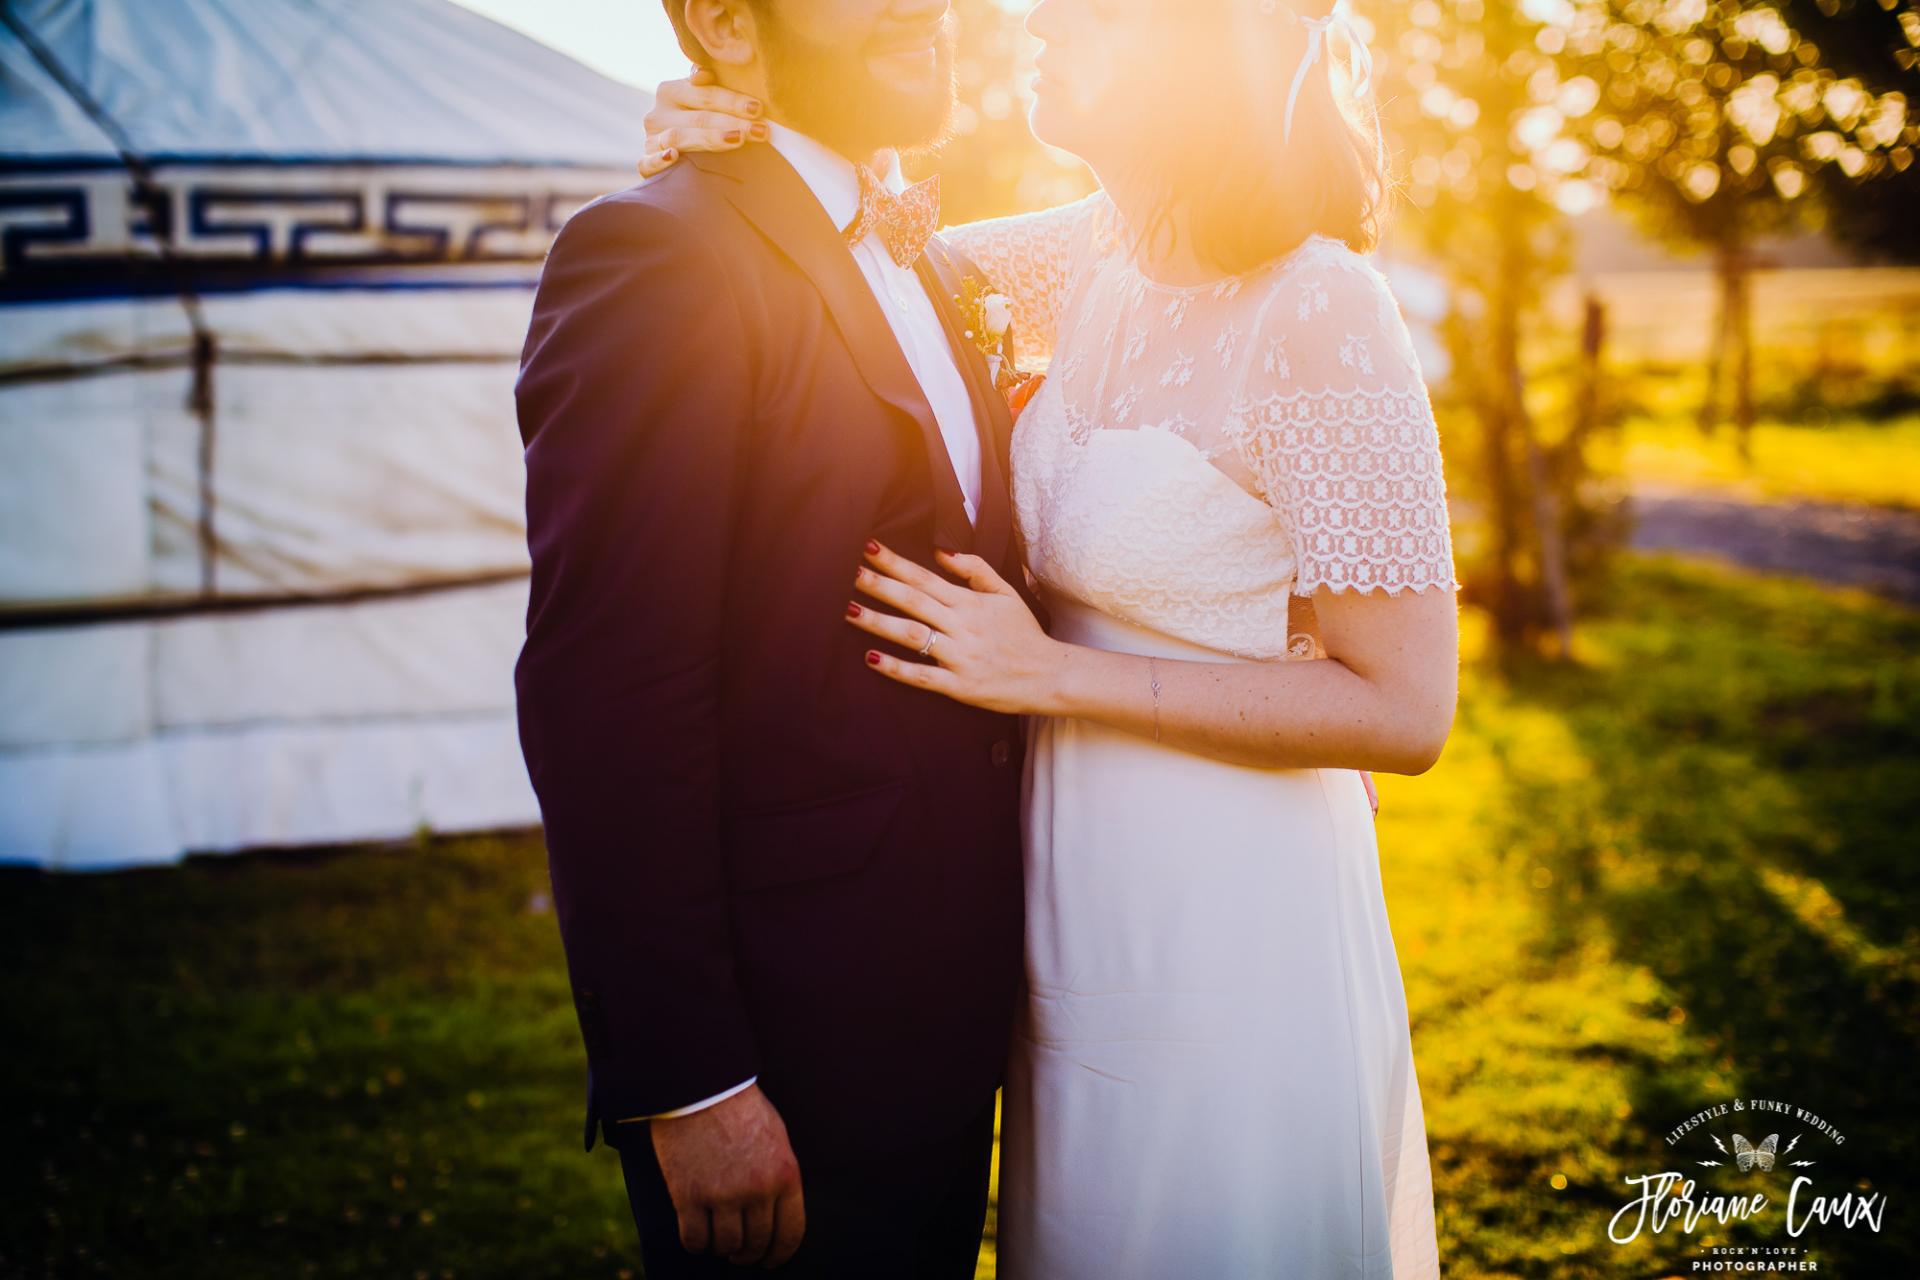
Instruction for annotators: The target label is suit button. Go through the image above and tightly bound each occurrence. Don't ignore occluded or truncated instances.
[990,739,1012,767]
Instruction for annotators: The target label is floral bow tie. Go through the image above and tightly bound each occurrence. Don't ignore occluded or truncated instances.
[845,166,941,270]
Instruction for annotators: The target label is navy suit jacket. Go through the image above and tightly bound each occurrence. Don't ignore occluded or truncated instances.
[514,143,1030,1169]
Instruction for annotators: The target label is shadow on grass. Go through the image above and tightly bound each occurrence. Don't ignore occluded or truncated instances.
[1477,555,1919,1274]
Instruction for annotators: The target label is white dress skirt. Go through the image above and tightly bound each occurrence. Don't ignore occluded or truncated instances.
[941,188,1453,1277]
[994,596,1442,1279]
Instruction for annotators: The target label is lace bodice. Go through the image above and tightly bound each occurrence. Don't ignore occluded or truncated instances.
[943,192,1457,661]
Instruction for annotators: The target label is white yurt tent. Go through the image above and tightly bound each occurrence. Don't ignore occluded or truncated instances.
[0,0,648,868]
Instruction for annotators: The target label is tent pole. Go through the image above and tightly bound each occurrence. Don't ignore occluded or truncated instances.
[189,331,218,596]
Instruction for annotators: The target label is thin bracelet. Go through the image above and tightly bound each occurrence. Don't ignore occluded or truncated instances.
[1148,656,1163,743]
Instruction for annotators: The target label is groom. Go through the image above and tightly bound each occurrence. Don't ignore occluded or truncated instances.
[514,0,1029,1274]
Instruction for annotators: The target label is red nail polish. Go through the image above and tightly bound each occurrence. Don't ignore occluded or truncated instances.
[725,129,744,144]
[936,547,956,557]
[745,100,764,118]
[865,539,881,555]
[866,650,882,665]
[846,601,862,618]
[749,122,768,141]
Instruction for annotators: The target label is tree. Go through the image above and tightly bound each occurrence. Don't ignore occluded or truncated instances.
[1773,0,1920,261]
[1561,1,1916,454]
[1373,0,1598,657]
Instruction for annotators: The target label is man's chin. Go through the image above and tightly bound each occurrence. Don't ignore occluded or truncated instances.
[766,36,956,158]
[869,51,958,153]
[897,98,958,156]
[845,84,956,158]
[867,47,942,92]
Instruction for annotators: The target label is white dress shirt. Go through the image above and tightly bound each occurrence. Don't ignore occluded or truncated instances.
[625,124,983,1125]
[768,121,983,524]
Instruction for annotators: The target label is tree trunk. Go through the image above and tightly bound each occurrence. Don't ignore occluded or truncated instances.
[1571,292,1605,455]
[1730,243,1756,465]
[1475,298,1528,652]
[1510,354,1574,661]
[1501,229,1574,659]
[1697,241,1733,437]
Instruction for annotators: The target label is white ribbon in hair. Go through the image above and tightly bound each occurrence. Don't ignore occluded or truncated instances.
[1276,0,1382,165]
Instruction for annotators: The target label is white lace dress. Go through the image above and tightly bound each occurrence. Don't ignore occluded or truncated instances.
[944,192,1451,1279]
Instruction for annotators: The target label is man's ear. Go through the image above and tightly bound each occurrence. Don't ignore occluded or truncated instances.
[682,0,760,70]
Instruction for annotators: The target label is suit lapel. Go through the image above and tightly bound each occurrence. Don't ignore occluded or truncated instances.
[689,147,974,552]
[916,242,1014,573]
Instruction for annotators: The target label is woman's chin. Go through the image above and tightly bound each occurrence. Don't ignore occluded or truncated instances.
[1026,98,1088,160]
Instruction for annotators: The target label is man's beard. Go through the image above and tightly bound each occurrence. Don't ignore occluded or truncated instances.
[759,10,958,161]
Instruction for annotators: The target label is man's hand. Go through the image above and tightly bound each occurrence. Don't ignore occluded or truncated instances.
[649,1083,805,1269]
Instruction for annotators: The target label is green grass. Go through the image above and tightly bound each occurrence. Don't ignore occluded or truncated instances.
[1603,409,1920,512]
[1384,557,1920,1275]
[0,839,636,1279]
[5,556,1917,1277]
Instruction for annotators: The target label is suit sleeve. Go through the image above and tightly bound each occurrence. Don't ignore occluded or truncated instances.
[514,196,759,1119]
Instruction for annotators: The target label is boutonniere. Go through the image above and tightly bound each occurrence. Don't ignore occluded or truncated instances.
[954,275,1044,421]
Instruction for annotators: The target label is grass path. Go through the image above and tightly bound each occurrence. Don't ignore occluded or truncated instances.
[1601,411,1920,514]
[4,557,1915,1278]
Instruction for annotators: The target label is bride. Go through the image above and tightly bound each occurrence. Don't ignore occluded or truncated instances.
[642,1,1453,1274]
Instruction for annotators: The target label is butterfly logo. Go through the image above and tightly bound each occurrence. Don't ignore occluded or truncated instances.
[1700,1129,1808,1169]
[1733,1133,1779,1172]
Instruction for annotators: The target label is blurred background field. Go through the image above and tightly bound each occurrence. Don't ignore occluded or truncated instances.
[1612,413,1920,509]
[1568,263,1920,510]
[5,0,1919,1275]
[5,553,1916,1278]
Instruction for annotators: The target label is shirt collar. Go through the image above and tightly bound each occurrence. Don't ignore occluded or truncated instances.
[764,121,906,236]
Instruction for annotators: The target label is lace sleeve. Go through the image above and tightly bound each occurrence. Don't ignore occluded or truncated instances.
[1226,252,1458,597]
[940,191,1109,366]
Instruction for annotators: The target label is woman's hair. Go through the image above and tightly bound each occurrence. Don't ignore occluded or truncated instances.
[1116,0,1395,271]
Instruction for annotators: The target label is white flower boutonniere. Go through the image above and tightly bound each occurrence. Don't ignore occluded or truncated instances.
[955,275,1044,422]
[981,292,1013,340]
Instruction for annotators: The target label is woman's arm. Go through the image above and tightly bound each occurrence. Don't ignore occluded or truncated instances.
[850,544,1457,775]
[848,253,1462,775]
[1047,582,1456,774]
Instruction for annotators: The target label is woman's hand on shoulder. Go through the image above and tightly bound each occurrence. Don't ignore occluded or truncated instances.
[639,67,768,178]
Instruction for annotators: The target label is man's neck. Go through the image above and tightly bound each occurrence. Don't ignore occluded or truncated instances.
[763,111,885,173]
